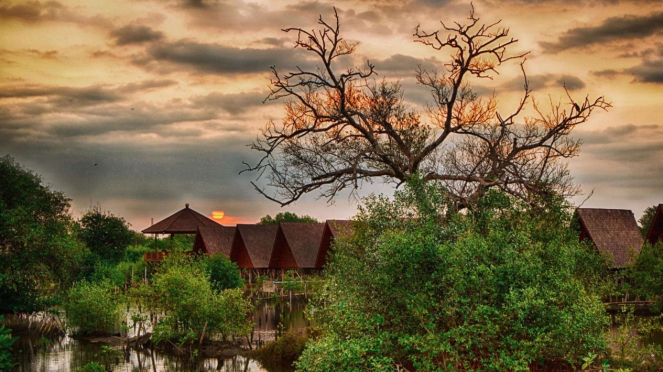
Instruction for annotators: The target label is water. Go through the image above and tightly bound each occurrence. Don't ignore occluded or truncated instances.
[10,299,310,372]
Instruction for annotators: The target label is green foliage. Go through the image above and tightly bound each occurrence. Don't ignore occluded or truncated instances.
[253,329,311,366]
[148,254,253,343]
[206,254,243,291]
[638,205,657,238]
[0,155,87,313]
[298,179,610,371]
[78,206,133,264]
[627,241,663,312]
[0,316,17,372]
[259,211,318,225]
[608,306,663,370]
[65,281,121,335]
[76,362,105,372]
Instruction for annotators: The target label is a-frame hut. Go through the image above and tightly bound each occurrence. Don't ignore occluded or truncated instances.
[230,224,278,280]
[270,223,325,273]
[316,220,352,269]
[646,204,663,246]
[142,203,219,261]
[192,225,236,257]
[576,208,644,269]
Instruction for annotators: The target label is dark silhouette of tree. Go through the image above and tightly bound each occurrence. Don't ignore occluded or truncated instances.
[246,6,610,210]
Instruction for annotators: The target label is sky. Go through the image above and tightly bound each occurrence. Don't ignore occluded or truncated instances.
[1,0,662,230]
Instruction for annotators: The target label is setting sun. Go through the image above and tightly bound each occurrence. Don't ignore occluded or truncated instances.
[212,211,225,221]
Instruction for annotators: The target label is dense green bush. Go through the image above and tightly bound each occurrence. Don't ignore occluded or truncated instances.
[65,281,121,335]
[206,254,242,291]
[149,255,253,343]
[298,180,609,371]
[0,155,87,313]
[0,316,16,372]
[78,206,133,264]
[627,241,663,312]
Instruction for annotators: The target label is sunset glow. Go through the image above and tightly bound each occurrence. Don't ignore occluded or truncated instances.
[1,0,661,229]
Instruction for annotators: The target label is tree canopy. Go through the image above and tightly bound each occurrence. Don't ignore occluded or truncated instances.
[247,7,609,210]
[78,206,134,264]
[258,211,318,225]
[298,179,609,371]
[0,155,86,313]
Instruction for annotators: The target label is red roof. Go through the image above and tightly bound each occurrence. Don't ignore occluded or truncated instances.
[270,223,325,269]
[646,204,663,246]
[142,204,219,234]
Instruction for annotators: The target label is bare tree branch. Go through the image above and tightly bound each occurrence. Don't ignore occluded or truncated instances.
[245,6,611,209]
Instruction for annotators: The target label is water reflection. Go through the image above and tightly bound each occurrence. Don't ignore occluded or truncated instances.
[11,299,308,372]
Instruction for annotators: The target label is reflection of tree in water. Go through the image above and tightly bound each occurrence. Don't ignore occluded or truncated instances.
[219,355,250,372]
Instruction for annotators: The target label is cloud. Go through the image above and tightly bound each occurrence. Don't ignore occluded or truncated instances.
[591,44,663,84]
[190,91,276,115]
[501,73,586,91]
[540,11,663,53]
[0,1,64,23]
[0,0,112,28]
[570,124,663,202]
[372,54,443,76]
[109,25,164,45]
[138,40,313,75]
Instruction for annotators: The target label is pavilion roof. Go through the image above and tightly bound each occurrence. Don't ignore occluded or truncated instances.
[142,203,219,234]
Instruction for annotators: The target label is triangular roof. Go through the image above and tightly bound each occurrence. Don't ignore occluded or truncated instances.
[271,223,325,269]
[326,219,352,239]
[646,204,663,246]
[576,208,644,268]
[193,225,235,256]
[232,224,277,269]
[316,220,352,268]
[142,204,219,234]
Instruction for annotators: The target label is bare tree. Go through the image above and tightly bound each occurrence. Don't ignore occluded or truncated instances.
[245,6,610,210]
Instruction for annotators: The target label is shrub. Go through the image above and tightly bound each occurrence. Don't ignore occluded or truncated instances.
[627,241,663,312]
[206,254,242,291]
[65,281,121,335]
[297,179,609,371]
[252,329,311,366]
[150,255,253,343]
[76,362,105,372]
[0,316,16,372]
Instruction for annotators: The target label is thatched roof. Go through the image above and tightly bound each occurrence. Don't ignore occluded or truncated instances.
[142,204,219,234]
[276,223,325,269]
[326,219,353,239]
[234,224,278,268]
[646,204,663,246]
[193,226,235,256]
[577,208,644,268]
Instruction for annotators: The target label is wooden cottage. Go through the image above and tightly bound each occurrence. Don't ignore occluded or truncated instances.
[645,204,663,246]
[192,225,236,257]
[270,223,325,273]
[576,208,644,269]
[142,203,219,262]
[316,220,352,269]
[230,224,278,279]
